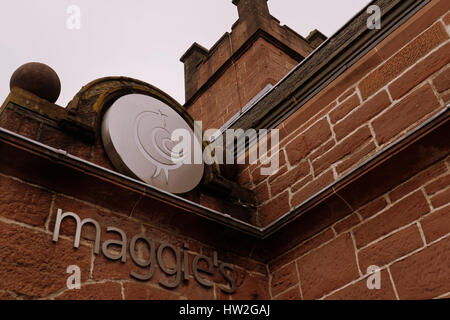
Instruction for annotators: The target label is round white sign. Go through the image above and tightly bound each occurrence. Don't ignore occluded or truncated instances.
[101,94,204,194]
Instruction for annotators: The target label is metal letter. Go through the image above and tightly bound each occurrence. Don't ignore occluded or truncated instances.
[129,234,156,281]
[101,227,127,263]
[157,243,181,289]
[52,208,101,254]
[192,254,214,288]
[218,263,237,294]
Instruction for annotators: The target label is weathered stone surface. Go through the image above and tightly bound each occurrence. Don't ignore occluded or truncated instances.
[354,191,430,248]
[0,175,52,227]
[425,174,450,196]
[39,124,92,160]
[231,272,269,300]
[336,141,377,175]
[357,196,388,220]
[334,90,391,140]
[270,262,298,297]
[358,224,424,271]
[268,228,335,273]
[312,126,372,175]
[330,93,360,124]
[333,213,361,235]
[432,66,450,93]
[259,190,290,226]
[390,236,450,299]
[297,233,359,299]
[123,282,181,300]
[376,0,450,60]
[389,161,447,202]
[326,269,396,300]
[0,107,41,141]
[389,42,450,99]
[285,119,332,166]
[430,187,450,209]
[291,170,334,207]
[269,161,310,197]
[372,85,441,145]
[0,291,16,300]
[0,221,91,298]
[421,205,450,243]
[254,182,270,204]
[359,22,448,99]
[55,282,122,300]
[273,285,302,300]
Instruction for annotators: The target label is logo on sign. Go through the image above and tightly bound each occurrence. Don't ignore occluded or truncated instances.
[101,94,204,194]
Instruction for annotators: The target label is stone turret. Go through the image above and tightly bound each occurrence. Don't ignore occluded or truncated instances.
[181,0,327,130]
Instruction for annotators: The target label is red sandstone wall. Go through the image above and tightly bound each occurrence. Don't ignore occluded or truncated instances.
[0,173,268,300]
[237,0,450,227]
[261,0,450,300]
[0,106,114,171]
[268,156,450,300]
[0,1,448,301]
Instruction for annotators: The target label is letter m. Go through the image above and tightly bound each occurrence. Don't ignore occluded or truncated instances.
[52,208,101,254]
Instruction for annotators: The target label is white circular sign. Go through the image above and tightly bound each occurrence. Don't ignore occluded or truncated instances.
[101,94,204,194]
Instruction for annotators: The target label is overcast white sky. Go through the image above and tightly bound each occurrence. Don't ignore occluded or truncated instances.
[0,0,371,106]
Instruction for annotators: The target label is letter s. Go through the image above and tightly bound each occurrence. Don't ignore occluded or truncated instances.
[218,263,236,294]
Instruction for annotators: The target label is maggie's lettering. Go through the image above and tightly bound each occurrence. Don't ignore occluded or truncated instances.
[52,208,237,294]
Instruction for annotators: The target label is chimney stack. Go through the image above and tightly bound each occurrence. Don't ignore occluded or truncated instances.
[232,0,270,21]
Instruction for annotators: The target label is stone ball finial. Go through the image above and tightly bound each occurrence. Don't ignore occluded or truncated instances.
[10,62,61,103]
